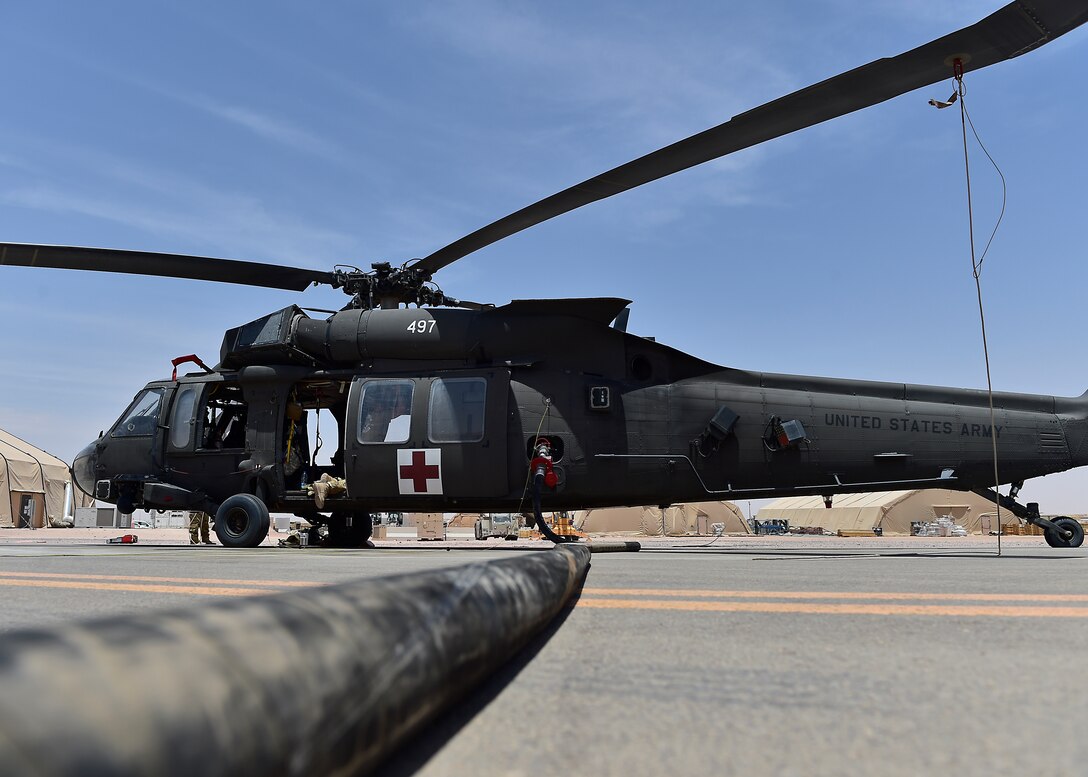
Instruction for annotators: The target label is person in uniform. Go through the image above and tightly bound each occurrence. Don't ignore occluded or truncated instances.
[189,511,214,545]
[359,383,413,442]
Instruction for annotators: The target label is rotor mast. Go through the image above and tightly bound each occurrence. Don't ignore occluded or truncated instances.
[331,262,471,310]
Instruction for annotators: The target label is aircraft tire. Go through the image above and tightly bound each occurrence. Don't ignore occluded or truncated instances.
[325,511,373,548]
[214,494,271,548]
[1044,517,1084,549]
[115,483,137,516]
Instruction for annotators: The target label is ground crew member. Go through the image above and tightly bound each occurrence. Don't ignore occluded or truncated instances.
[189,511,214,545]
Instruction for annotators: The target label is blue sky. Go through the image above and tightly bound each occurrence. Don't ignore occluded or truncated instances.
[1,1,1086,511]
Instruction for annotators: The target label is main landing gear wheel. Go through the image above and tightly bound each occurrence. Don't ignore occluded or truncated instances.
[324,511,374,548]
[214,493,271,548]
[1044,517,1085,549]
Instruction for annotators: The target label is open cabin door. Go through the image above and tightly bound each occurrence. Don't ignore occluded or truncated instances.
[164,380,249,496]
[345,370,509,502]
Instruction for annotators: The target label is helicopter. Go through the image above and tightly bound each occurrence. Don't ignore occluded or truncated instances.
[3,0,1087,548]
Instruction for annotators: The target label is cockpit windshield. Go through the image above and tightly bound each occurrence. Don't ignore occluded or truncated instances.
[111,387,165,438]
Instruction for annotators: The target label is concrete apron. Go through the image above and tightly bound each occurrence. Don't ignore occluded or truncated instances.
[0,544,592,776]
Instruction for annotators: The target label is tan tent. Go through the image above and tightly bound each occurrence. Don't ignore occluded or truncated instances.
[574,501,750,536]
[757,489,1004,535]
[0,430,83,528]
[445,513,477,528]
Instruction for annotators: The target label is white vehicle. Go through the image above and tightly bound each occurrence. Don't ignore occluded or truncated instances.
[474,513,519,541]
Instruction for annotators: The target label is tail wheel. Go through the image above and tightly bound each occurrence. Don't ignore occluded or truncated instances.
[1044,517,1085,548]
[214,494,271,548]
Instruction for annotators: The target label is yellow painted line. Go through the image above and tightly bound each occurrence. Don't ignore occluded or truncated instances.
[0,578,274,597]
[576,597,1088,618]
[0,570,323,588]
[582,588,1088,603]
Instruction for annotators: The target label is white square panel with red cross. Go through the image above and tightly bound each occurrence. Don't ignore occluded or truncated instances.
[396,449,443,495]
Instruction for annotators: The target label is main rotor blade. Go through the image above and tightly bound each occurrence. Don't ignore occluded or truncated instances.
[414,0,1088,275]
[0,243,337,292]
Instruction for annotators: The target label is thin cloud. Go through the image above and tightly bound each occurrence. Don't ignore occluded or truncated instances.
[0,301,153,331]
[400,1,795,142]
[0,138,357,263]
[385,1,818,236]
[169,3,401,116]
[2,184,352,264]
[173,92,349,163]
[24,41,351,165]
[822,0,1002,27]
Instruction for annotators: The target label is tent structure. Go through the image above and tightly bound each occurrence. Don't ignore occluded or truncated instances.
[573,501,750,536]
[0,430,87,528]
[445,513,478,528]
[756,489,1005,535]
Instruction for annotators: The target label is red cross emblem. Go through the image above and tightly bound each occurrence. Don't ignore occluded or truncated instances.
[397,449,442,495]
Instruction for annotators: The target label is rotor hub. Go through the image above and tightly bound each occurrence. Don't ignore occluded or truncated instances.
[332,261,458,309]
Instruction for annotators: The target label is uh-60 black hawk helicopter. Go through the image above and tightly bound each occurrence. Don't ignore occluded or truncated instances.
[4,1,1087,549]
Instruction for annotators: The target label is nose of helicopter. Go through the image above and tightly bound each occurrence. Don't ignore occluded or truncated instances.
[71,439,99,498]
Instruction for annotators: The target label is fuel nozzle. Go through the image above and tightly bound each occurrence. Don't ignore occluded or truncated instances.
[530,438,558,489]
[529,437,566,544]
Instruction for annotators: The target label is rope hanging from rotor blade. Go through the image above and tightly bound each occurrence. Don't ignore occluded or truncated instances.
[936,59,1008,555]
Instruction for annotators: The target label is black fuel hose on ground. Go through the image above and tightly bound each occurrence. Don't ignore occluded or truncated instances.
[0,544,591,777]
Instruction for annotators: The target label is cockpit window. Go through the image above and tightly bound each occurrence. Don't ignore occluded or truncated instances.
[200,383,248,450]
[112,388,165,438]
[169,385,199,448]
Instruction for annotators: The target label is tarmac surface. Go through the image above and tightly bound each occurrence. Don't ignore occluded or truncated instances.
[1,528,1086,776]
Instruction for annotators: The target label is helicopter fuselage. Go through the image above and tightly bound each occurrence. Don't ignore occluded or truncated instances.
[73,300,1088,523]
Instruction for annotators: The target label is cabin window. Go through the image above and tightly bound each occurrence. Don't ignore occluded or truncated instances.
[111,388,165,438]
[428,378,486,443]
[200,384,248,449]
[357,380,414,444]
[169,385,199,448]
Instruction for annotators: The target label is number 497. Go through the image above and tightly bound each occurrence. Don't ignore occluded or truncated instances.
[407,319,436,334]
